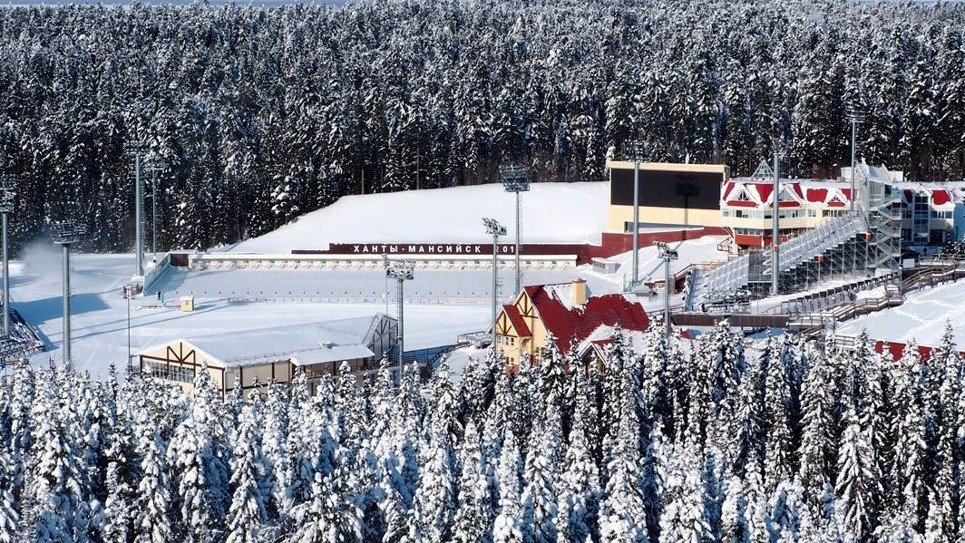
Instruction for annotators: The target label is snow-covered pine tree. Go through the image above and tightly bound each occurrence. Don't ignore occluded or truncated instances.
[132,420,173,543]
[522,403,562,543]
[557,371,602,543]
[225,404,269,543]
[598,395,649,543]
[835,404,875,542]
[492,429,525,543]
[412,415,457,542]
[451,421,493,543]
[764,335,794,491]
[658,440,712,543]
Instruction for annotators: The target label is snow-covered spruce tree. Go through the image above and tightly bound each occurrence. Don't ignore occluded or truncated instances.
[165,363,234,541]
[763,335,794,491]
[932,321,960,539]
[8,360,34,501]
[891,341,928,529]
[0,450,20,543]
[412,414,457,542]
[132,419,173,543]
[225,404,269,543]
[598,395,649,543]
[492,429,525,543]
[262,379,291,520]
[557,369,602,543]
[835,404,875,542]
[522,402,562,543]
[658,440,712,543]
[451,421,494,543]
[798,344,835,518]
[290,471,362,543]
[720,475,748,543]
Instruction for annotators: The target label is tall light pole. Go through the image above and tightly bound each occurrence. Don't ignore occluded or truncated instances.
[628,140,645,288]
[771,140,784,296]
[501,163,529,295]
[126,141,148,278]
[484,217,507,348]
[147,160,167,263]
[383,256,414,376]
[655,241,679,335]
[849,110,864,212]
[52,221,86,365]
[0,175,17,338]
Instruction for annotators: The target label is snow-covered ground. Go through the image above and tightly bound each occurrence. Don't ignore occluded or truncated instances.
[8,246,491,378]
[838,281,965,347]
[228,182,609,253]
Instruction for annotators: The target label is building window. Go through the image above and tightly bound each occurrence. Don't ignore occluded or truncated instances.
[146,362,196,383]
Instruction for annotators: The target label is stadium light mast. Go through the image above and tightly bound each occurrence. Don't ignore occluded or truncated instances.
[126,141,148,278]
[849,110,865,212]
[628,140,645,288]
[147,159,167,263]
[484,217,507,348]
[771,139,785,297]
[383,256,414,377]
[655,241,679,336]
[0,175,17,337]
[52,220,86,365]
[501,163,530,295]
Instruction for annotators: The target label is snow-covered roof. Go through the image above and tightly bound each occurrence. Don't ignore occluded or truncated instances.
[141,314,384,367]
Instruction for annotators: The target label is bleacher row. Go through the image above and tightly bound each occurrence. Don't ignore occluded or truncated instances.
[696,212,866,303]
[760,211,865,274]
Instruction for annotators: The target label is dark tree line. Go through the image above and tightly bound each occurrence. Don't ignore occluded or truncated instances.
[0,0,963,252]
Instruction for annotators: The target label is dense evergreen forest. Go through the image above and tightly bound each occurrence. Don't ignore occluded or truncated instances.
[2,324,963,542]
[0,0,963,251]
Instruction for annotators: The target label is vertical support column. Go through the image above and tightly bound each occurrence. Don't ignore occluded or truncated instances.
[135,152,144,277]
[632,159,640,287]
[515,190,521,294]
[152,166,158,263]
[771,147,780,296]
[397,278,404,373]
[2,212,8,337]
[492,233,499,348]
[62,243,71,365]
[664,257,671,335]
[850,118,857,212]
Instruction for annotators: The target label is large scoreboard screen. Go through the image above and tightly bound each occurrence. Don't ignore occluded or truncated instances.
[610,167,723,210]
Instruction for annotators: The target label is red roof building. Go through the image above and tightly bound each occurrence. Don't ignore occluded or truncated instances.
[492,279,650,366]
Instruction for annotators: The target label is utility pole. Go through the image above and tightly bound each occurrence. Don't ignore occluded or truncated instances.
[772,140,783,296]
[52,221,86,365]
[655,241,679,335]
[484,218,507,348]
[383,256,414,378]
[501,163,530,295]
[628,141,645,288]
[126,141,148,278]
[849,111,864,212]
[0,175,17,338]
[148,160,166,263]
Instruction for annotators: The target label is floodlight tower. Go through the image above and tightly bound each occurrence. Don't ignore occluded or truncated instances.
[501,163,530,295]
[147,159,167,263]
[484,217,507,347]
[771,139,786,296]
[0,175,17,337]
[126,141,148,278]
[52,220,86,365]
[849,110,865,212]
[383,255,415,374]
[655,241,679,335]
[628,140,645,288]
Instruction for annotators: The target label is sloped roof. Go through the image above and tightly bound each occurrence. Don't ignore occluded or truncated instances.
[523,284,650,352]
[141,314,384,367]
[502,304,532,337]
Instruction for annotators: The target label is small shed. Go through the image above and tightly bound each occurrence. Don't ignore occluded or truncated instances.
[180,296,195,312]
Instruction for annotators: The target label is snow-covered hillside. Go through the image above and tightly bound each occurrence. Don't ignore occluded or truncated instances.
[229,182,608,253]
[839,281,964,346]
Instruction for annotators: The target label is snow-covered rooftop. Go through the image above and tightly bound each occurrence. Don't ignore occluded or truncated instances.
[141,315,381,368]
[228,182,608,253]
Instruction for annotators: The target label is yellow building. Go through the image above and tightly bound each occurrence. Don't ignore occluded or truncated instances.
[138,314,396,396]
[606,160,728,232]
[492,279,650,367]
